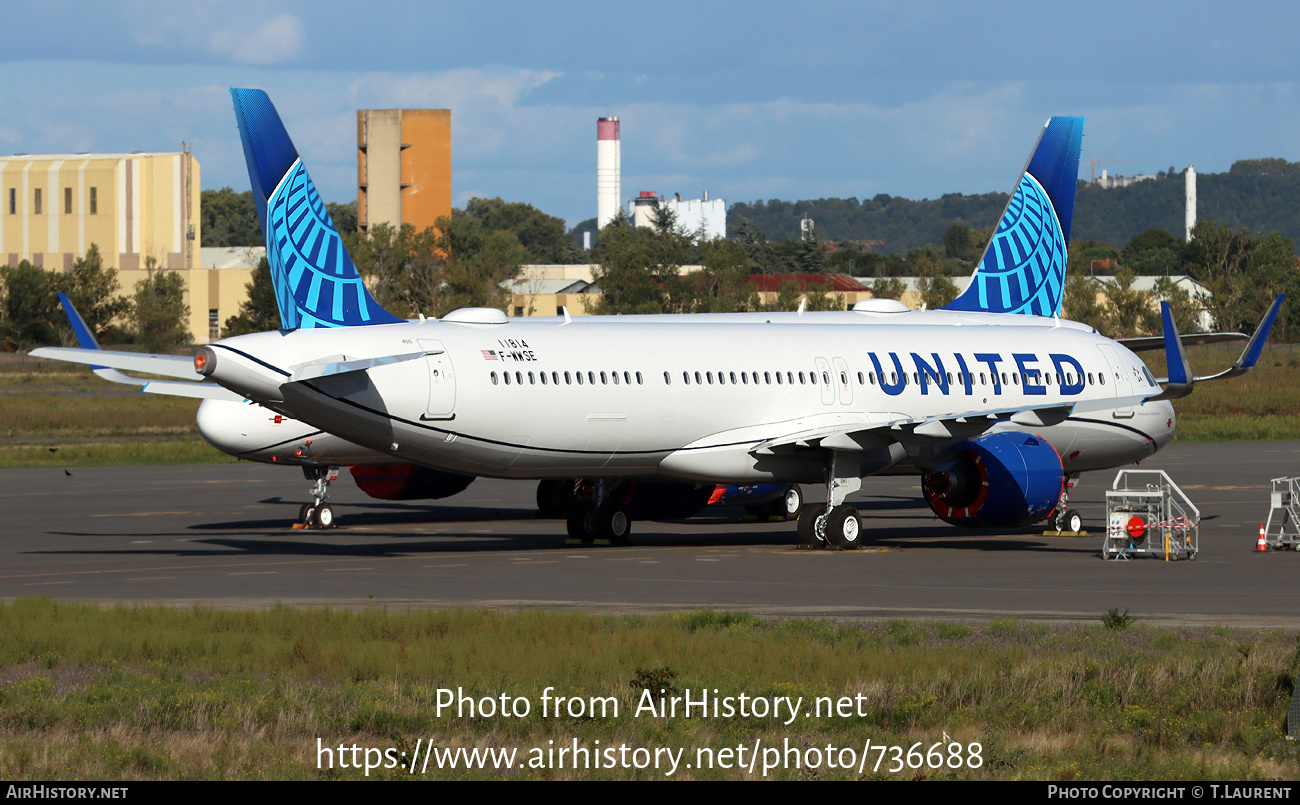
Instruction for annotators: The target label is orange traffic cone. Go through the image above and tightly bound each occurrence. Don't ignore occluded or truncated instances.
[1255,524,1270,552]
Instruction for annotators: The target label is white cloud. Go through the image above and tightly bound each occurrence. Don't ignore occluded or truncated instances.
[209,13,305,66]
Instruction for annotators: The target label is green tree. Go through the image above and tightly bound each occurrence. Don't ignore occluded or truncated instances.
[1062,273,1108,332]
[1102,267,1159,338]
[464,197,579,264]
[1122,228,1182,276]
[326,201,358,235]
[0,260,60,348]
[734,215,778,274]
[1151,276,1202,334]
[427,215,529,317]
[345,217,527,319]
[131,258,191,352]
[915,254,958,309]
[871,276,905,301]
[200,188,261,247]
[689,238,758,313]
[60,245,129,341]
[795,223,828,273]
[590,214,666,315]
[942,223,983,266]
[1183,220,1298,336]
[222,257,281,336]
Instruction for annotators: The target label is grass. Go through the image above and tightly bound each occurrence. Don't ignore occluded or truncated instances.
[0,353,234,467]
[0,599,1296,780]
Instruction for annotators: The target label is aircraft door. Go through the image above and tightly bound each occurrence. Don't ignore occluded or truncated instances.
[1096,344,1134,418]
[815,357,834,405]
[419,339,456,420]
[832,357,853,406]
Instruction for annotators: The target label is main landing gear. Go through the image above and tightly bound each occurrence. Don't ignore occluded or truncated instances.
[563,479,631,545]
[745,486,803,522]
[798,451,864,550]
[295,465,340,529]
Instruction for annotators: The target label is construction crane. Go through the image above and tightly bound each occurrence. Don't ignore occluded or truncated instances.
[1088,155,1140,184]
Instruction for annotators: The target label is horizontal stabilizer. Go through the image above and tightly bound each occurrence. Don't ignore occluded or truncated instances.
[141,381,246,401]
[287,350,435,383]
[28,347,202,380]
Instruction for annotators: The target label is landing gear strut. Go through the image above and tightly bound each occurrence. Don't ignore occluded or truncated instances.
[799,451,863,550]
[1048,473,1084,534]
[296,465,340,529]
[564,479,631,545]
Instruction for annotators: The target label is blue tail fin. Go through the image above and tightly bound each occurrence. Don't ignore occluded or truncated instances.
[943,116,1084,317]
[230,88,403,329]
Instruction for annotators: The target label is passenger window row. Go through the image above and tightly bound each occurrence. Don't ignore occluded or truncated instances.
[489,366,1108,390]
[491,370,644,387]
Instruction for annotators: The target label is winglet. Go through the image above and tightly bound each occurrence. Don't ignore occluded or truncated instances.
[1147,301,1194,400]
[55,292,145,384]
[230,88,403,330]
[1192,294,1285,383]
[1238,293,1284,370]
[943,116,1084,317]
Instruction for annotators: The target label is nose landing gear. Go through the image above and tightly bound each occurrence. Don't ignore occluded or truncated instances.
[295,465,340,529]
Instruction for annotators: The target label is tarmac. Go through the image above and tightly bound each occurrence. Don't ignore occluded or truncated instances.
[2,441,1297,627]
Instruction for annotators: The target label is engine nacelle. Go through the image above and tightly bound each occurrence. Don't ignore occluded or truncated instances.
[349,464,475,501]
[921,432,1064,528]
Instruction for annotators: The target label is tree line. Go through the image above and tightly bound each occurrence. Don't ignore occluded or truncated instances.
[726,158,1300,256]
[0,246,189,353]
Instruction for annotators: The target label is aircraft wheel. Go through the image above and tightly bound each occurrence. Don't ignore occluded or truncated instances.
[536,479,574,517]
[298,503,311,524]
[566,504,594,543]
[593,503,631,545]
[316,505,335,529]
[779,486,803,521]
[825,504,862,550]
[797,504,828,549]
[1063,509,1083,533]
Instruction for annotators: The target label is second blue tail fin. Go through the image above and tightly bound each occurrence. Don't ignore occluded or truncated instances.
[231,88,403,330]
[943,116,1084,317]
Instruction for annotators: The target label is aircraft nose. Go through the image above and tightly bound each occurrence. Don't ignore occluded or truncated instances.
[1151,400,1176,450]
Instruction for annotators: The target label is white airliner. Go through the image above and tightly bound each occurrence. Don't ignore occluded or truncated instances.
[34,90,1282,547]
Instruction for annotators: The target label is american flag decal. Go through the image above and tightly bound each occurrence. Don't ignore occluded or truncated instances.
[481,350,498,361]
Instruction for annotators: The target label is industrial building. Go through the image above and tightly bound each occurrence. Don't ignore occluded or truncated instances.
[0,150,237,344]
[357,108,452,235]
[628,191,726,240]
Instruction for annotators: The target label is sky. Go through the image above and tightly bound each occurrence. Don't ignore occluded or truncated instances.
[3,1,1299,228]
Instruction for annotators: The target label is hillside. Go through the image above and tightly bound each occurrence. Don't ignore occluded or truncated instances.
[727,159,1300,252]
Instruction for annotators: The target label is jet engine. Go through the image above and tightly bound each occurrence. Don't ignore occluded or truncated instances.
[349,464,475,501]
[921,432,1064,528]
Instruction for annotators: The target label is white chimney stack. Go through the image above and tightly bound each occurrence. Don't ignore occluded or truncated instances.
[597,117,621,230]
[1185,164,1197,242]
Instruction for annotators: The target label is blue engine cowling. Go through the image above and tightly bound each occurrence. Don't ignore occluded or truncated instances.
[921,432,1064,528]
